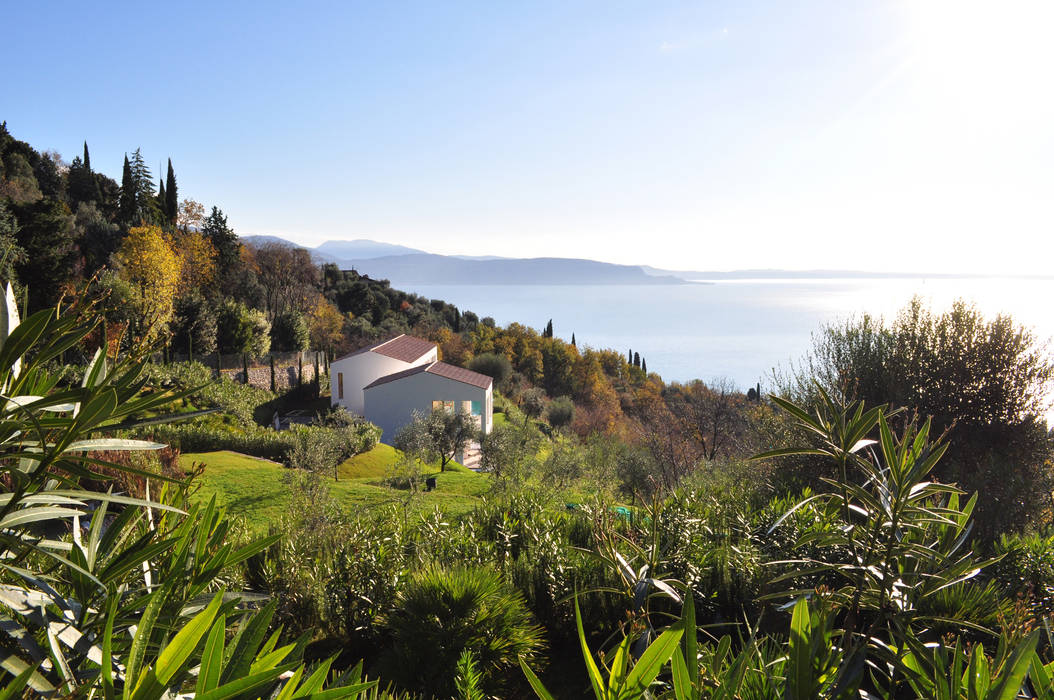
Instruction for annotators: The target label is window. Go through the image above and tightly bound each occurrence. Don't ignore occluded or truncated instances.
[337,373,344,399]
[470,400,482,416]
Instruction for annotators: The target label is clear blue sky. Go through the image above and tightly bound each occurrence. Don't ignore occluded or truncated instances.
[5,1,1052,273]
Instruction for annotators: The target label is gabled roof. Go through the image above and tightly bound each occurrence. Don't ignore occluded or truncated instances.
[363,361,493,391]
[335,334,436,363]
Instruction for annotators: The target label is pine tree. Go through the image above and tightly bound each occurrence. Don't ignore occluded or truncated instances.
[203,206,238,269]
[165,159,177,223]
[633,352,640,368]
[128,148,154,222]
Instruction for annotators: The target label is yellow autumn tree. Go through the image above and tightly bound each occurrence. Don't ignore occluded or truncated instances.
[305,294,346,351]
[165,229,217,295]
[114,225,180,341]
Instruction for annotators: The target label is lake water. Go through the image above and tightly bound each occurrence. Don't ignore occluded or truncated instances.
[402,277,1054,392]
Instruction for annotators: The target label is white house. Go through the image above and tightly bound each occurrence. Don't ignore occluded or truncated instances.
[363,361,493,444]
[329,334,494,446]
[329,335,438,415]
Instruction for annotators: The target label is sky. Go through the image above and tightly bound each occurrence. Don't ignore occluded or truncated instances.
[4,1,1053,274]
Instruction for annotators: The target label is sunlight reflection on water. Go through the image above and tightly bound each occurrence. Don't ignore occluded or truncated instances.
[404,277,1054,423]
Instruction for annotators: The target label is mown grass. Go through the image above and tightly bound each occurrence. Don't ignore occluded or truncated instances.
[183,446,487,532]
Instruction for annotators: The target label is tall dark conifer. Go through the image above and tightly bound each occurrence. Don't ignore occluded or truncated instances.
[165,159,177,223]
[157,177,166,215]
[641,358,647,373]
[118,154,136,224]
[82,142,91,172]
[633,351,640,368]
[571,333,576,347]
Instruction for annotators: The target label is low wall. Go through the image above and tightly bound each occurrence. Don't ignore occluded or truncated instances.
[219,363,321,391]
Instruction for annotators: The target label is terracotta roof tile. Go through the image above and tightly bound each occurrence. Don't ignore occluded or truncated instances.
[425,362,493,389]
[363,362,493,391]
[372,335,436,362]
[334,334,435,363]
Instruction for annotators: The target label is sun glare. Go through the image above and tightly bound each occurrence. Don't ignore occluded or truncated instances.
[903,0,1054,111]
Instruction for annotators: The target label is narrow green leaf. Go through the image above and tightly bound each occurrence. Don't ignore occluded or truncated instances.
[987,631,1038,700]
[788,597,814,699]
[624,624,684,696]
[575,597,607,699]
[155,592,223,685]
[521,657,557,700]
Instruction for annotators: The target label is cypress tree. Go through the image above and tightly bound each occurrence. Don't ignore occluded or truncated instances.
[571,333,576,347]
[118,155,135,224]
[633,352,640,368]
[157,178,166,215]
[628,349,632,365]
[165,159,177,223]
[270,355,276,392]
[82,141,91,172]
[641,358,647,373]
[298,352,303,387]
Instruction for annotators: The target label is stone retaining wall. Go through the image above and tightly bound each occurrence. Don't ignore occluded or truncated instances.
[220,363,321,391]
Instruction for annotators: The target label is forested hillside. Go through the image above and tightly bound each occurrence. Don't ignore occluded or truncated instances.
[6,121,1054,698]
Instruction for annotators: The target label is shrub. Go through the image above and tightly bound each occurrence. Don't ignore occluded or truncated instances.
[143,361,275,425]
[146,420,297,460]
[468,352,512,387]
[380,565,545,697]
[271,310,310,351]
[546,394,574,428]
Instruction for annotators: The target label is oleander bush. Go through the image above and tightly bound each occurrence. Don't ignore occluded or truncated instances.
[0,286,379,698]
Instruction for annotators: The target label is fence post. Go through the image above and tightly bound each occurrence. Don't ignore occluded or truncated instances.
[313,352,320,398]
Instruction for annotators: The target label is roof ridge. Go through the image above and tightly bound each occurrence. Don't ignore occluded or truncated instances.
[371,334,405,352]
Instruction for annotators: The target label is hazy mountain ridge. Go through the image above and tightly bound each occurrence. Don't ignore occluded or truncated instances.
[240,235,684,285]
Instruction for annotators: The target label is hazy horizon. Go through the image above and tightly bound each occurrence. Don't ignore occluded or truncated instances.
[6,1,1052,274]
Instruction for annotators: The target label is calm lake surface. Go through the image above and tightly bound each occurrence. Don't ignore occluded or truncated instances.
[403,278,1054,392]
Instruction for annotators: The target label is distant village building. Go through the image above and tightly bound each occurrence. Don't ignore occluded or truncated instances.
[329,334,493,444]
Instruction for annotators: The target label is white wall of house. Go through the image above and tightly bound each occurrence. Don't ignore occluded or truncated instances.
[329,348,436,415]
[364,372,492,444]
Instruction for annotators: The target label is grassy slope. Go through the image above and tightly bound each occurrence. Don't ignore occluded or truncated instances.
[183,447,487,532]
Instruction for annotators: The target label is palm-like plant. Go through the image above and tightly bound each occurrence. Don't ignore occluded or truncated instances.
[381,565,545,697]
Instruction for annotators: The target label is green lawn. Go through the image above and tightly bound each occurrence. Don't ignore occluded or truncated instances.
[182,446,488,533]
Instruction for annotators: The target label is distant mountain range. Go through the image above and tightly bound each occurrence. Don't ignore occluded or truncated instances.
[240,235,683,286]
